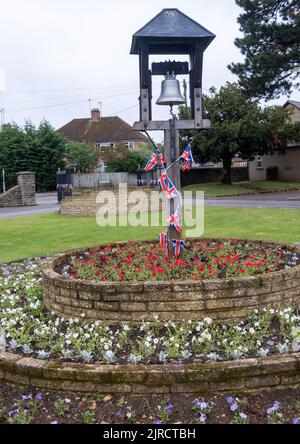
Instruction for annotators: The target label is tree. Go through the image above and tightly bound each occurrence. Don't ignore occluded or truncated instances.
[0,120,66,191]
[106,145,151,173]
[229,0,300,99]
[65,142,98,173]
[179,83,300,184]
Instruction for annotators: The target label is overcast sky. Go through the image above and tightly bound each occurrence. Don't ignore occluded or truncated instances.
[0,0,299,142]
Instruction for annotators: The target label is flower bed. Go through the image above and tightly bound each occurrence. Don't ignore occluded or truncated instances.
[59,239,299,282]
[43,239,300,323]
[1,259,300,365]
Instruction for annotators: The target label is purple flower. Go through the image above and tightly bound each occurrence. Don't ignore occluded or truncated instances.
[273,401,280,411]
[293,418,299,425]
[22,394,32,401]
[36,392,43,401]
[199,413,207,423]
[240,412,247,419]
[155,419,162,424]
[230,402,238,412]
[115,409,122,417]
[267,407,274,415]
[165,403,174,414]
[226,396,234,404]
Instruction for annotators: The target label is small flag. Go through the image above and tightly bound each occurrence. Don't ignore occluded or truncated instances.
[165,176,181,199]
[168,211,182,234]
[180,145,194,171]
[159,155,167,169]
[159,172,168,192]
[145,149,158,172]
[158,232,167,245]
[170,239,185,257]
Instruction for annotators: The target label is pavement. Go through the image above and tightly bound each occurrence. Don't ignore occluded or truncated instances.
[0,190,299,219]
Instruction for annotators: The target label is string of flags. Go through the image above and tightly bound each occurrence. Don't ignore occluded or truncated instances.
[144,143,194,257]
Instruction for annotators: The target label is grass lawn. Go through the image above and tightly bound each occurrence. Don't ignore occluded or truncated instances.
[0,207,299,264]
[183,180,300,197]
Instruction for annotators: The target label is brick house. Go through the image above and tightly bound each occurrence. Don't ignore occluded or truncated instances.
[249,100,300,182]
[57,108,148,168]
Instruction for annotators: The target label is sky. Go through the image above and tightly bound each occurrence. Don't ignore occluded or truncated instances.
[0,0,299,142]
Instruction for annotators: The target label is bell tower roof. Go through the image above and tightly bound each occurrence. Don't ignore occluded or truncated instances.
[130,8,215,54]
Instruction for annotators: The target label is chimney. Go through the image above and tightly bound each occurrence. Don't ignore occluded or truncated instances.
[91,107,101,122]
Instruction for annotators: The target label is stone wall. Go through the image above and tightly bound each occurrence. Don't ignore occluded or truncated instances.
[1,351,300,395]
[60,187,164,217]
[0,172,36,207]
[42,240,300,323]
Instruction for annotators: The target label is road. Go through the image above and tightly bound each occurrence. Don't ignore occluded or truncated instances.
[0,193,59,219]
[0,190,300,219]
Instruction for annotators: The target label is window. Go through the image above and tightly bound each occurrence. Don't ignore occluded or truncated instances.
[124,141,135,150]
[96,142,115,149]
[256,156,263,169]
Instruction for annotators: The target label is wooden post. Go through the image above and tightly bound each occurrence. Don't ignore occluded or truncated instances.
[165,116,181,257]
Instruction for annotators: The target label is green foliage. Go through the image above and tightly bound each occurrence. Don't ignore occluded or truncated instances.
[105,145,152,173]
[65,141,98,173]
[178,83,300,183]
[229,0,300,99]
[0,120,66,191]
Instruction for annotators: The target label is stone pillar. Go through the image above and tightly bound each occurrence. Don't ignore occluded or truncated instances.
[17,172,36,206]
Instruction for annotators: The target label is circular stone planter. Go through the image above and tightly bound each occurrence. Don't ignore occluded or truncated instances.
[42,240,300,323]
[1,351,300,395]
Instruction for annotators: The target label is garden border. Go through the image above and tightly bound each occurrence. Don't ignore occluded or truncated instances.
[42,239,300,323]
[1,351,300,394]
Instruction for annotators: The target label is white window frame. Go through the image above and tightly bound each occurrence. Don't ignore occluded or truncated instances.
[124,141,135,150]
[256,155,263,169]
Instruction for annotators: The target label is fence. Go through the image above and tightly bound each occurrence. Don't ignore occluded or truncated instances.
[0,170,17,194]
[71,172,138,188]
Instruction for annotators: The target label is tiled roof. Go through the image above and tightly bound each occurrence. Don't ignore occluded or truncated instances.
[58,116,148,144]
[284,100,300,110]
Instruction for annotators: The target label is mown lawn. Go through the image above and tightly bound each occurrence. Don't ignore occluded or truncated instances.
[0,207,299,264]
[183,180,300,197]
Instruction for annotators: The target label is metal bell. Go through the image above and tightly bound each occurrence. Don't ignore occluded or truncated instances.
[156,72,186,106]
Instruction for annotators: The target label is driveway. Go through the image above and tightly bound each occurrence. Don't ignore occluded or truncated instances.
[0,193,59,219]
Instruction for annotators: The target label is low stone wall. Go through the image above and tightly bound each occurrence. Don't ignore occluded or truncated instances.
[0,185,22,207]
[60,186,164,217]
[42,240,300,323]
[0,172,36,207]
[1,351,300,394]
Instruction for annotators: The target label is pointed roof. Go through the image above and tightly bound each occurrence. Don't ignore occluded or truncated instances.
[130,9,215,54]
[284,100,300,110]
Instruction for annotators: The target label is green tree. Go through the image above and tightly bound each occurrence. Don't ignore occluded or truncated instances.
[179,83,300,184]
[106,146,151,173]
[65,141,98,173]
[0,120,66,191]
[229,0,300,99]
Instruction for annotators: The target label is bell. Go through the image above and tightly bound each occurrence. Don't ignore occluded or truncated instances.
[156,72,186,106]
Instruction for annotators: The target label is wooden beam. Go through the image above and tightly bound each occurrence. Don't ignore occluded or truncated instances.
[133,119,211,131]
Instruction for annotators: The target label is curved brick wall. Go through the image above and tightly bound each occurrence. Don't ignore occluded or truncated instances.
[1,351,300,394]
[42,240,300,323]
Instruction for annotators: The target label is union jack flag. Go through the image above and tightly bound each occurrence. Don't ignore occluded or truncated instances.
[158,232,168,246]
[168,211,182,234]
[159,173,180,199]
[145,149,158,172]
[159,172,168,192]
[180,145,194,171]
[170,239,185,257]
[165,177,180,199]
[159,155,167,169]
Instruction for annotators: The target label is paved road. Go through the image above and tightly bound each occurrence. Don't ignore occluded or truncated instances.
[0,193,59,219]
[203,190,300,209]
[0,190,300,219]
